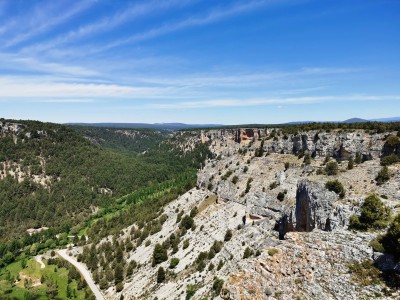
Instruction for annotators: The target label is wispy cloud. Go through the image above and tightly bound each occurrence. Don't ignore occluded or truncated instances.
[32,99,95,103]
[129,67,359,88]
[0,53,98,77]
[0,77,167,99]
[71,0,280,54]
[22,0,194,54]
[3,1,94,48]
[147,95,400,109]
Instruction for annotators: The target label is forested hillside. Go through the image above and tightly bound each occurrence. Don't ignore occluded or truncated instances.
[70,126,168,154]
[0,119,211,243]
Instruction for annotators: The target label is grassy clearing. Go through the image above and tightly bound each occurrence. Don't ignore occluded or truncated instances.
[0,258,90,299]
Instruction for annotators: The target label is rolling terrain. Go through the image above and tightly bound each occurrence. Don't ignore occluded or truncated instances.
[1,120,400,299]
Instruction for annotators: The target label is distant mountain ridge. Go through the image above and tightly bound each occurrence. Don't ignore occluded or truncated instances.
[66,117,400,131]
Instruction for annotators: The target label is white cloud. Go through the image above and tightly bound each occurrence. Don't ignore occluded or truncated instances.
[147,95,400,109]
[0,77,165,99]
[61,0,281,55]
[21,0,194,54]
[2,1,94,47]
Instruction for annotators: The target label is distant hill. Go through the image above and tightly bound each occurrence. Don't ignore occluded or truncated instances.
[370,117,400,122]
[343,118,369,123]
[66,122,223,130]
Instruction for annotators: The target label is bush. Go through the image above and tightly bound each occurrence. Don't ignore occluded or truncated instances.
[348,260,382,286]
[169,258,179,269]
[243,247,254,259]
[325,180,345,198]
[381,154,400,166]
[376,166,390,185]
[382,214,400,259]
[385,136,400,148]
[231,176,239,184]
[268,248,279,256]
[224,229,232,242]
[116,282,124,292]
[349,194,390,230]
[157,267,165,283]
[211,240,223,253]
[221,170,233,180]
[277,192,285,201]
[190,207,198,218]
[180,215,195,230]
[325,161,338,175]
[284,162,290,170]
[186,284,198,299]
[369,236,385,253]
[245,178,253,193]
[348,157,354,170]
[153,243,168,265]
[213,277,224,295]
[183,239,189,249]
[269,181,278,190]
[303,153,311,165]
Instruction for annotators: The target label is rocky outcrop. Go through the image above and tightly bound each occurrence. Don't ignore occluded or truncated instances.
[278,180,351,239]
[199,128,389,160]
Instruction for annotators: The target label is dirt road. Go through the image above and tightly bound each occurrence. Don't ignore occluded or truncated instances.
[58,249,105,300]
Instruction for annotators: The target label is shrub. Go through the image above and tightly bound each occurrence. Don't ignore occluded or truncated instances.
[325,161,338,175]
[245,178,253,193]
[376,166,390,185]
[186,284,197,299]
[243,247,254,259]
[382,213,400,259]
[169,258,179,269]
[325,180,345,198]
[243,166,248,173]
[268,248,279,256]
[369,236,385,253]
[348,157,354,170]
[180,215,195,230]
[347,260,382,286]
[217,260,224,271]
[208,263,214,271]
[277,192,285,201]
[231,176,239,184]
[157,267,165,283]
[303,153,311,165]
[153,243,168,265]
[224,229,232,242]
[116,282,124,292]
[355,152,362,164]
[183,239,189,249]
[385,136,400,148]
[190,207,198,218]
[221,170,233,180]
[381,154,400,166]
[269,181,278,190]
[211,240,223,253]
[213,277,224,295]
[284,162,290,170]
[349,194,390,230]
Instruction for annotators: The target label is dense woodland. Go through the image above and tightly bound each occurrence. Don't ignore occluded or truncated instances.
[71,126,168,154]
[0,119,212,268]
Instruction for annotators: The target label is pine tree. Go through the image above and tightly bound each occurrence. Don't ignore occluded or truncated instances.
[157,267,165,283]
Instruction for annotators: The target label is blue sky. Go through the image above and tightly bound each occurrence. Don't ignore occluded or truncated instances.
[0,0,399,124]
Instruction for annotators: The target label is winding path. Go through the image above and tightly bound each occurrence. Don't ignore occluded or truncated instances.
[58,249,105,300]
[34,255,45,269]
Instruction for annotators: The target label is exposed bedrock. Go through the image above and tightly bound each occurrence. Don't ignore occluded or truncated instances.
[277,180,352,239]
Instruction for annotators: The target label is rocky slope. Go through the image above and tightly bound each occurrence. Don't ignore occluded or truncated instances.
[64,127,400,299]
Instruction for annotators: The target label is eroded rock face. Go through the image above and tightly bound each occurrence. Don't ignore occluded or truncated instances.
[278,180,351,239]
[199,128,389,159]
